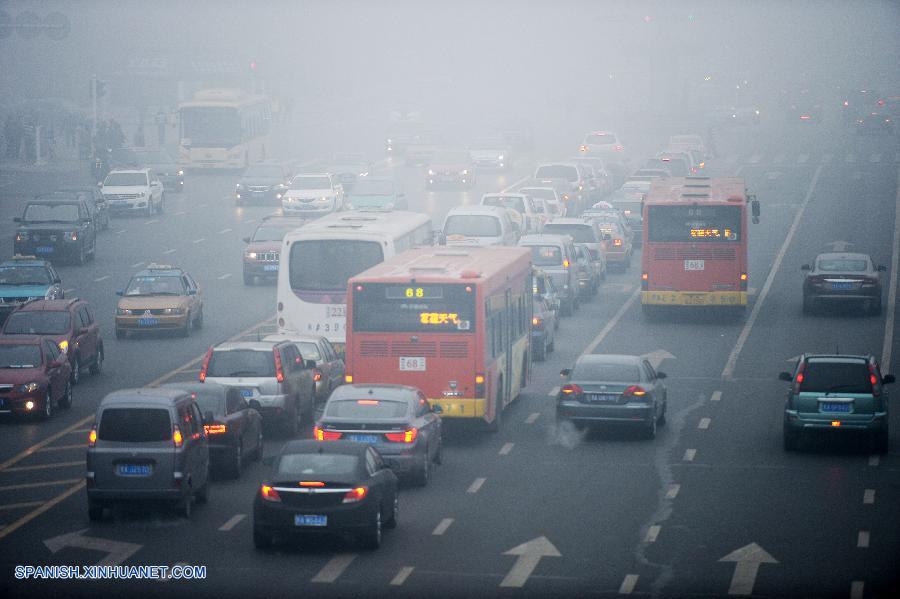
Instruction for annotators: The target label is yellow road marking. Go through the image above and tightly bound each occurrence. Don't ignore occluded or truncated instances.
[0,482,84,541]
[4,461,83,473]
[0,478,83,491]
[37,444,85,452]
[0,500,45,511]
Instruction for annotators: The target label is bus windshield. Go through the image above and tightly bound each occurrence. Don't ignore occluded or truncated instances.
[647,205,742,243]
[353,283,476,333]
[289,239,384,292]
[181,106,241,147]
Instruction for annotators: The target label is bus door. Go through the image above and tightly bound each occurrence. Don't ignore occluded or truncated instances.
[504,288,513,407]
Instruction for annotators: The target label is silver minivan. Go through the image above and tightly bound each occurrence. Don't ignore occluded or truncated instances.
[441,205,520,247]
[518,233,580,316]
[542,218,608,281]
[86,388,210,520]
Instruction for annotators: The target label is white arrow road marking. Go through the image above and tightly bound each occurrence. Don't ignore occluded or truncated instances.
[619,574,639,594]
[665,484,680,499]
[467,477,486,493]
[710,391,722,402]
[218,514,245,531]
[863,489,875,504]
[824,240,853,252]
[525,412,540,424]
[857,531,869,548]
[93,275,109,282]
[683,449,696,461]
[850,581,864,599]
[44,529,142,567]
[641,349,675,371]
[645,525,661,542]
[698,417,711,430]
[432,518,454,535]
[390,566,414,586]
[500,536,561,588]
[311,554,356,583]
[719,543,778,596]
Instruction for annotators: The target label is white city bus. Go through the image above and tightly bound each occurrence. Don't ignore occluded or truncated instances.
[178,89,272,169]
[276,210,434,348]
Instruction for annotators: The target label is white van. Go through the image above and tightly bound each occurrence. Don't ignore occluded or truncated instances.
[480,192,544,233]
[441,205,519,247]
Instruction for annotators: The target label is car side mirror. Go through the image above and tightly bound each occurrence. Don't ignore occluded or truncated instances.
[79,327,90,335]
[262,456,276,466]
[560,368,571,377]
[876,265,887,272]
[243,236,251,244]
[432,404,443,414]
[778,372,793,381]
[54,278,61,284]
[204,410,214,423]
[305,359,316,370]
[800,264,811,271]
[883,374,896,384]
[656,371,667,379]
[116,289,124,296]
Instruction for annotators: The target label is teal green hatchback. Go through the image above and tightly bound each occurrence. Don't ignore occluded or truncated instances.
[781,354,895,452]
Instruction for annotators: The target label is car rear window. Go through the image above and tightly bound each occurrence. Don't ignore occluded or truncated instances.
[528,245,563,266]
[800,360,873,394]
[817,259,868,272]
[572,362,641,382]
[3,311,70,335]
[23,203,80,222]
[544,223,597,243]
[207,349,276,378]
[325,399,409,419]
[444,215,501,237]
[98,408,171,442]
[276,453,359,479]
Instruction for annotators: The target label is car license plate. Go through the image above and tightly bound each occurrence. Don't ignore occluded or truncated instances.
[588,393,618,402]
[117,464,151,476]
[263,264,278,272]
[399,356,426,371]
[347,434,380,444]
[830,282,853,290]
[684,294,706,305]
[295,514,327,527]
[821,402,851,413]
[36,246,54,254]
[138,317,159,327]
[239,388,253,398]
[326,305,345,318]
[684,259,705,271]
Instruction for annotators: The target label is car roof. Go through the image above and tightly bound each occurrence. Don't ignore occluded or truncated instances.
[1,257,51,267]
[212,341,278,351]
[280,439,368,456]
[108,168,150,174]
[445,205,508,217]
[134,264,185,277]
[263,333,324,344]
[575,354,643,366]
[25,198,81,206]
[15,299,78,312]
[544,218,592,226]
[160,381,228,395]
[330,384,420,401]
[814,252,871,261]
[519,233,574,245]
[100,387,191,407]
[257,216,303,228]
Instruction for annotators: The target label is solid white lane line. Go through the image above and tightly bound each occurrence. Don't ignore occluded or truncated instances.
[619,574,639,594]
[0,500,45,511]
[499,442,514,455]
[548,386,559,397]
[115,229,127,234]
[163,248,176,254]
[4,461,83,472]
[432,518,454,535]
[863,489,875,504]
[311,554,357,583]
[218,273,232,280]
[722,163,824,379]
[665,484,680,499]
[130,261,144,269]
[94,275,109,282]
[218,514,246,531]
[698,417,711,430]
[64,288,75,294]
[881,168,900,369]
[645,525,661,542]
[584,287,641,355]
[467,477,486,493]
[850,581,864,599]
[857,531,870,548]
[683,449,697,462]
[145,219,158,225]
[219,228,232,234]
[192,238,205,244]
[173,210,187,216]
[390,566,414,586]
[525,412,540,424]
[868,455,880,466]
[710,391,722,402]
[501,175,532,193]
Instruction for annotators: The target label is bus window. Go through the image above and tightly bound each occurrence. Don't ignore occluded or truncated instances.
[647,205,741,242]
[289,239,384,292]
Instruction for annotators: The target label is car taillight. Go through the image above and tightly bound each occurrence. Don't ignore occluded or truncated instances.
[561,384,583,398]
[793,363,806,394]
[313,369,322,382]
[869,364,881,396]
[532,316,543,330]
[342,486,368,504]
[261,484,281,502]
[204,424,227,435]
[475,373,485,398]
[579,144,588,152]
[613,238,622,247]
[313,426,343,441]
[860,277,878,288]
[274,348,284,383]
[614,144,624,151]
[385,428,417,443]
[173,426,184,448]
[624,385,647,399]
[199,346,213,382]
[88,426,97,447]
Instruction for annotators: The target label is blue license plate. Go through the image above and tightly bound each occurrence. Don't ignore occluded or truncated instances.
[831,282,853,290]
[138,317,159,327]
[821,402,851,413]
[263,264,278,272]
[347,434,380,444]
[35,246,54,253]
[295,514,327,527]
[588,394,618,402]
[240,389,253,398]
[117,464,151,476]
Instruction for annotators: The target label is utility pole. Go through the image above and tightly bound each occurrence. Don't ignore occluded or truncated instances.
[90,75,98,158]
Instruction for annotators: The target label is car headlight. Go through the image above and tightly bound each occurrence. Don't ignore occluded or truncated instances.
[462,169,469,175]
[245,251,258,259]
[116,308,131,315]
[15,231,28,242]
[16,382,40,393]
[138,191,146,197]
[63,231,78,241]
[178,169,184,176]
[497,154,505,161]
[162,307,185,315]
[428,169,435,175]
[236,183,243,189]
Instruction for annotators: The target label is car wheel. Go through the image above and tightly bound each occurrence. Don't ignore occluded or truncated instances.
[253,526,273,550]
[783,428,799,451]
[88,500,104,522]
[195,477,209,504]
[89,346,103,375]
[39,390,53,419]
[487,384,502,433]
[88,238,97,260]
[59,381,73,410]
[115,327,125,340]
[414,450,430,487]
[533,339,546,362]
[433,437,443,465]
[657,401,666,426]
[243,272,254,286]
[145,200,153,218]
[194,307,203,329]
[384,494,399,529]
[70,355,80,385]
[227,442,243,479]
[360,509,382,550]
[75,243,86,266]
[157,193,165,214]
[643,413,657,440]
[180,313,192,338]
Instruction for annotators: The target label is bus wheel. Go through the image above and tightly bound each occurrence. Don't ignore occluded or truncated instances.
[487,381,502,433]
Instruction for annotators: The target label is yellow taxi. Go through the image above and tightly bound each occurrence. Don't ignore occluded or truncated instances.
[115,264,203,338]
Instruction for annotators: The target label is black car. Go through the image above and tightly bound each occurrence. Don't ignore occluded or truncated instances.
[314,384,442,486]
[235,161,295,205]
[557,354,668,439]
[802,253,885,315]
[14,198,98,265]
[51,186,110,231]
[161,382,263,478]
[253,440,398,550]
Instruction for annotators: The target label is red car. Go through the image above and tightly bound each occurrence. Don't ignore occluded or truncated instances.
[242,216,304,285]
[0,335,72,419]
[1,298,103,385]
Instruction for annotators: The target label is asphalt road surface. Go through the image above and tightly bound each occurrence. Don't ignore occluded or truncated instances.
[0,114,898,598]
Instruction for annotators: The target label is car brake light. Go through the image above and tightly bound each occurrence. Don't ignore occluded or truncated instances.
[624,385,647,398]
[613,238,622,247]
[357,399,379,405]
[88,426,97,447]
[204,424,227,434]
[299,481,325,487]
[313,369,322,382]
[342,486,368,503]
[274,348,284,383]
[793,363,806,393]
[173,426,184,448]
[532,316,543,329]
[385,428,417,443]
[580,144,588,152]
[261,484,281,502]
[831,421,841,427]
[869,364,881,396]
[199,346,213,382]
[313,426,342,441]
[561,384,583,396]
[615,144,624,151]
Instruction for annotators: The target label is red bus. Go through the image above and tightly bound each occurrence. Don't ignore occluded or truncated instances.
[345,246,532,430]
[641,176,760,315]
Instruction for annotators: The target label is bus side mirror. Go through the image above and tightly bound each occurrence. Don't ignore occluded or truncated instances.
[432,404,443,414]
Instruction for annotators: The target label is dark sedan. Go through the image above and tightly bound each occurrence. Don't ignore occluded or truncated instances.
[253,440,398,550]
[802,253,885,315]
[161,382,263,478]
[314,384,442,486]
[557,354,667,439]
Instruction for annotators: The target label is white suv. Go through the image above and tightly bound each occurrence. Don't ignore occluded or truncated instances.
[281,173,344,216]
[101,169,164,216]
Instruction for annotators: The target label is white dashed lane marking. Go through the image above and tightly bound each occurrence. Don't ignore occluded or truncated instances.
[163,248,176,255]
[219,228,232,234]
[115,229,127,234]
[390,567,414,586]
[645,525,661,542]
[93,275,109,282]
[499,443,514,455]
[192,238,205,244]
[683,449,697,462]
[619,574,639,594]
[857,531,869,548]
[665,484,680,499]
[698,418,711,430]
[432,518,454,535]
[63,288,75,294]
[144,219,158,225]
[311,554,357,583]
[525,412,540,424]
[863,489,875,504]
[131,262,144,269]
[467,477,486,493]
[218,514,246,531]
[710,391,722,402]
[218,273,232,280]
[548,386,559,397]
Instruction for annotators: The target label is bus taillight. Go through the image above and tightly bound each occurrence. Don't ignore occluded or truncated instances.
[475,374,485,398]
[740,273,748,290]
[641,273,649,290]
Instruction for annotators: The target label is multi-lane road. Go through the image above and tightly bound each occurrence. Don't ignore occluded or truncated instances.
[0,116,898,598]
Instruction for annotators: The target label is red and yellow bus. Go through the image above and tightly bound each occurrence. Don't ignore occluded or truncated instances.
[345,246,532,430]
[641,176,760,315]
